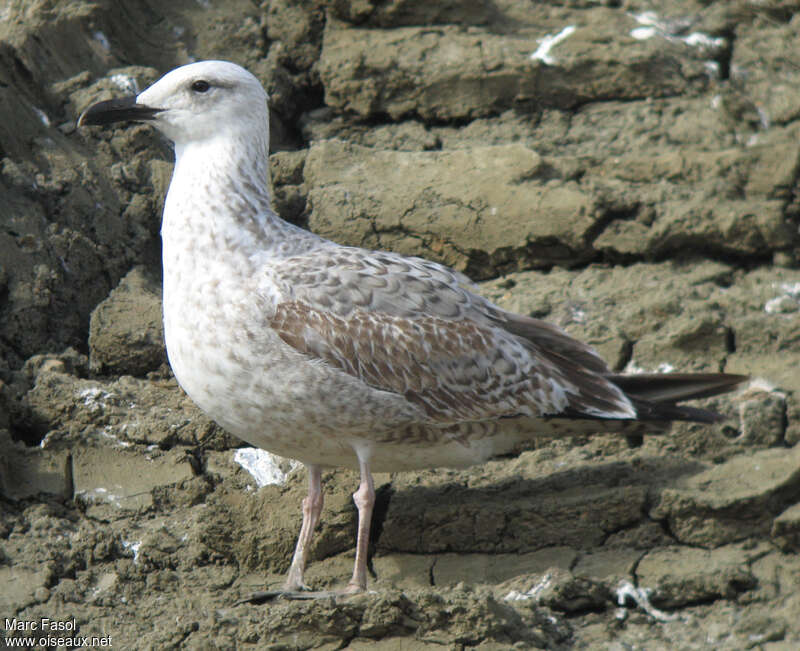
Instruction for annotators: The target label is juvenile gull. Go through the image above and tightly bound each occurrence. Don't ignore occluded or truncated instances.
[79,61,746,597]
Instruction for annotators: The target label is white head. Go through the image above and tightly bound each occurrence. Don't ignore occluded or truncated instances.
[79,60,269,149]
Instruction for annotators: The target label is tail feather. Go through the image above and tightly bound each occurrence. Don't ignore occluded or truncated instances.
[608,372,748,402]
[609,372,747,423]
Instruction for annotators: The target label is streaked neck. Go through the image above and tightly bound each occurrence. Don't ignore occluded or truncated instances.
[162,133,279,257]
[161,132,326,275]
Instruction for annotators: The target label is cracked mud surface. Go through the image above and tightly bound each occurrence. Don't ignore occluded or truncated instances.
[1,1,800,649]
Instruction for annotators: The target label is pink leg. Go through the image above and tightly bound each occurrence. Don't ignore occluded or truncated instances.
[346,457,375,592]
[284,464,323,591]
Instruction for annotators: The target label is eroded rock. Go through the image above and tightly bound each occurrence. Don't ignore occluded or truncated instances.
[772,503,800,553]
[1,0,799,648]
[319,14,711,121]
[651,446,800,547]
[88,266,166,376]
[305,140,598,276]
[0,429,71,500]
[636,544,760,609]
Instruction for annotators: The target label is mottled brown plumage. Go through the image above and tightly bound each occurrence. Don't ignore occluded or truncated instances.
[79,60,747,598]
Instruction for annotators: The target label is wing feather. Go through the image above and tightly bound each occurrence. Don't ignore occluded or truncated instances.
[266,246,637,423]
[268,299,636,423]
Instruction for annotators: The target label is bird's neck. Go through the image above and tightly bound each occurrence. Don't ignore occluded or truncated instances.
[160,134,326,286]
[161,135,283,268]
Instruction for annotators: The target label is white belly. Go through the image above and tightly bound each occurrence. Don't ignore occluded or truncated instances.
[162,272,431,469]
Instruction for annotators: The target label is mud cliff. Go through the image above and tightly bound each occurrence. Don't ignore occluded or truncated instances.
[1,1,799,648]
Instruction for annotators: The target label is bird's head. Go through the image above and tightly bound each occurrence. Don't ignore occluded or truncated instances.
[79,60,269,148]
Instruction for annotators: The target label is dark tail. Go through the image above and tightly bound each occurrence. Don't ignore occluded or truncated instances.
[608,372,748,423]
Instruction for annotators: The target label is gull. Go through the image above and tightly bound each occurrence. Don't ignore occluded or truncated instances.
[79,61,746,597]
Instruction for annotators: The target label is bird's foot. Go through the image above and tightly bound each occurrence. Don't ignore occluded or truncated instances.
[342,580,366,595]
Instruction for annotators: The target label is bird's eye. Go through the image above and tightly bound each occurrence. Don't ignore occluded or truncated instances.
[191,80,210,93]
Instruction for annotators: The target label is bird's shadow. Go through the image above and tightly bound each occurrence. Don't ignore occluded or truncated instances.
[371,455,708,556]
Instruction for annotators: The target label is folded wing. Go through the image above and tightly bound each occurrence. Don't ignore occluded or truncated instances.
[267,247,638,424]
